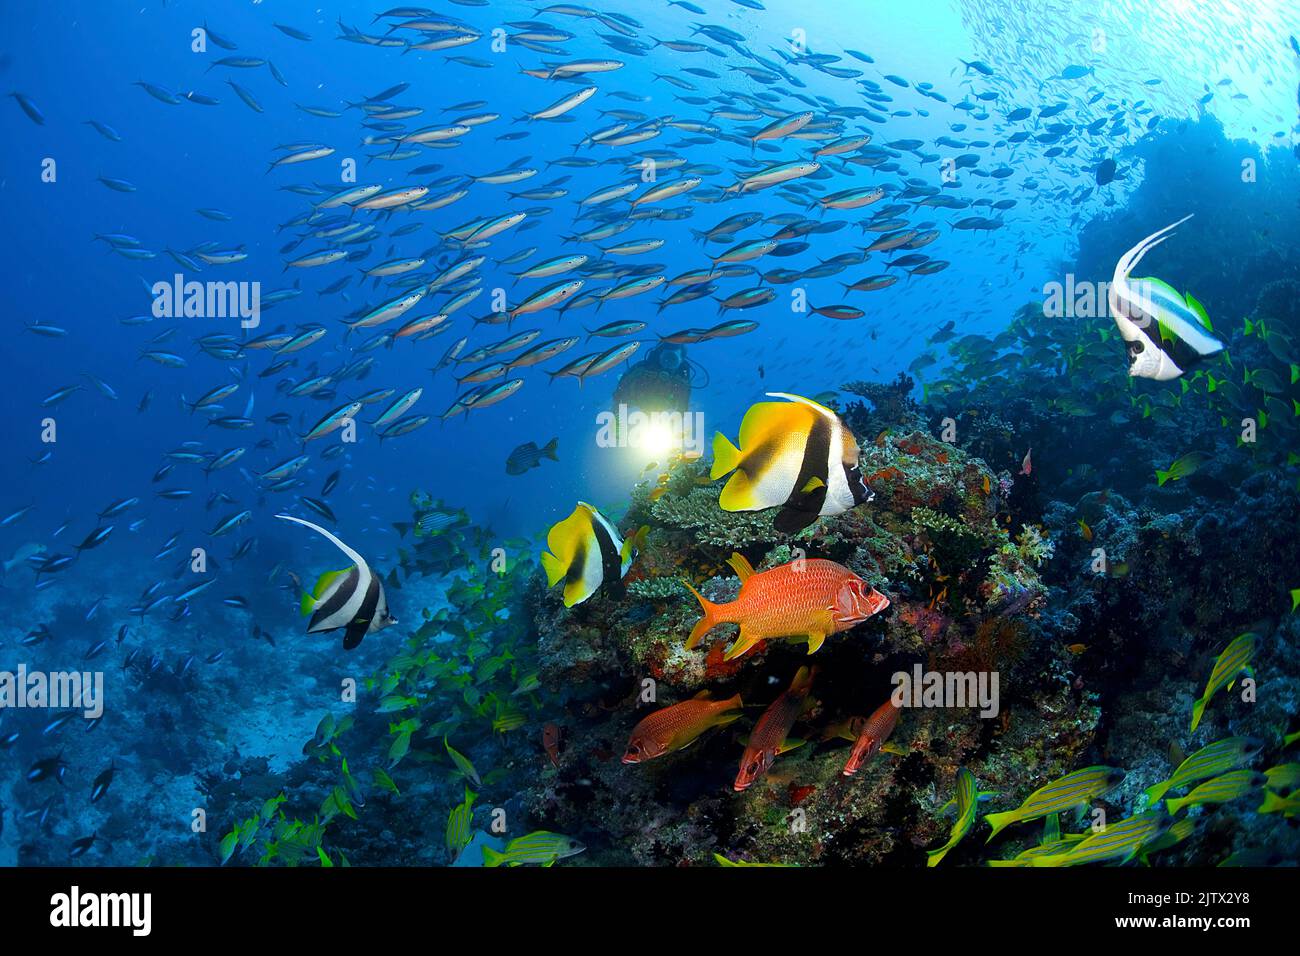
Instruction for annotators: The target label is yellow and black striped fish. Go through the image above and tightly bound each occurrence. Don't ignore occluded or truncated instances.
[540,502,645,608]
[710,392,873,534]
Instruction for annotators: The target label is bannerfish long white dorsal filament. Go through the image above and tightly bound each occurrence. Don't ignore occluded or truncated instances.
[1107,215,1224,381]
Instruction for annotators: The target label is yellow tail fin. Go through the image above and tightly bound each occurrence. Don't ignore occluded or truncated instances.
[710,432,742,480]
[926,844,952,868]
[620,525,649,565]
[714,694,745,727]
[984,810,1020,843]
[539,551,566,588]
[1258,790,1288,814]
[1140,779,1172,808]
[788,665,816,695]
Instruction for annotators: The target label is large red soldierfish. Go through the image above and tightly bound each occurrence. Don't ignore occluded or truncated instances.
[684,552,888,661]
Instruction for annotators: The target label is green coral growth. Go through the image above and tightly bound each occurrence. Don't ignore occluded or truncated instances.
[912,506,986,566]
[627,576,688,600]
[648,485,785,548]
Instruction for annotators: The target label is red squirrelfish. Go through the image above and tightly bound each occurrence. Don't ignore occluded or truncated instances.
[842,698,901,776]
[622,693,744,763]
[735,666,816,792]
[685,553,888,661]
[543,722,562,768]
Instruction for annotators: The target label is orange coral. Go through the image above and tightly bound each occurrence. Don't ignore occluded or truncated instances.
[949,617,1029,672]
[703,640,753,680]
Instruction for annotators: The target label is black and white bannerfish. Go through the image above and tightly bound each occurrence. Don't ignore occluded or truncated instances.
[276,514,395,650]
[1108,215,1225,381]
[540,502,646,608]
[711,392,874,534]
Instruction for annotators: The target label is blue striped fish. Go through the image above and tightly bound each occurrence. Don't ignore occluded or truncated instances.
[987,835,1087,866]
[1166,770,1266,815]
[1264,763,1300,793]
[446,787,477,864]
[1029,811,1168,867]
[927,767,986,867]
[1258,791,1300,817]
[1190,633,1256,732]
[986,766,1125,841]
[482,831,585,867]
[1140,736,1262,807]
[1137,817,1197,863]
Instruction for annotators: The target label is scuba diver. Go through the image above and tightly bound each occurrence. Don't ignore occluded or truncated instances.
[611,341,707,416]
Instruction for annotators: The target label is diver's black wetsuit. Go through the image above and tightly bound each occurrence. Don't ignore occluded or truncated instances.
[611,343,698,414]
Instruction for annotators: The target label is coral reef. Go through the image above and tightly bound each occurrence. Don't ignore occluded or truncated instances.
[520,401,1098,866]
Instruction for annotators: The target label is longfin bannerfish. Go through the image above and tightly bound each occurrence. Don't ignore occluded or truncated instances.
[711,392,873,534]
[276,514,395,650]
[1108,216,1224,380]
[540,502,646,608]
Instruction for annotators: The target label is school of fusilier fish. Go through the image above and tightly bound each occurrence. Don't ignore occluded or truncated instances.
[4,0,1300,868]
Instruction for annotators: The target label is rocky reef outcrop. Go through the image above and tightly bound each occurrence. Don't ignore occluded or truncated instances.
[524,393,1100,866]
